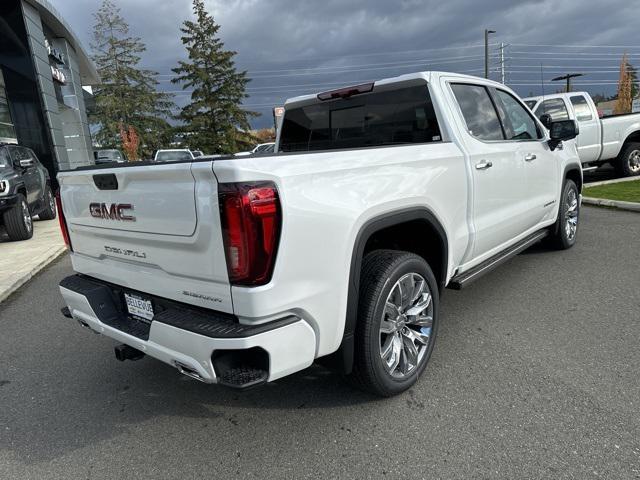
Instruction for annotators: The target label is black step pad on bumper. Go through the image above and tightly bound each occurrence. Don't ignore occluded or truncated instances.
[60,274,298,340]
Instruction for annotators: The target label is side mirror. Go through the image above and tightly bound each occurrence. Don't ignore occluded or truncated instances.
[539,114,552,129]
[19,158,34,168]
[548,120,579,151]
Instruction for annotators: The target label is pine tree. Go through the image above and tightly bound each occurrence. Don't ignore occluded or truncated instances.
[172,0,257,154]
[615,53,632,115]
[90,0,173,158]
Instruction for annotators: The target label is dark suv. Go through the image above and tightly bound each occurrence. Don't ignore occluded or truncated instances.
[0,144,56,241]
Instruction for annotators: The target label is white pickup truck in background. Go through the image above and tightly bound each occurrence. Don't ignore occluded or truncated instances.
[56,72,582,397]
[524,92,640,176]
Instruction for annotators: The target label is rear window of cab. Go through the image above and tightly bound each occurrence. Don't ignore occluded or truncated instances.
[279,85,442,152]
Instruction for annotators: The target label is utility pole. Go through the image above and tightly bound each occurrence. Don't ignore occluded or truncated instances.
[551,73,584,92]
[500,42,505,84]
[484,29,496,79]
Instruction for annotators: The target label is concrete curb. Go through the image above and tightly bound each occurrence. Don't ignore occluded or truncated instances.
[0,246,67,303]
[585,176,640,187]
[583,197,640,213]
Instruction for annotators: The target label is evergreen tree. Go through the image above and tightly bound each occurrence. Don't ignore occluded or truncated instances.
[90,0,173,158]
[625,59,638,99]
[172,0,257,154]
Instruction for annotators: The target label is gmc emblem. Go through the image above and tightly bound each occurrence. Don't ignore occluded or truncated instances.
[89,203,136,222]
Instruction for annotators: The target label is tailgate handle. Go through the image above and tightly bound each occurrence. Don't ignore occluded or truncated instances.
[93,174,118,190]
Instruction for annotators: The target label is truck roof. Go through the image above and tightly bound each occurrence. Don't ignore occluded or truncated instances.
[523,91,591,104]
[284,71,508,109]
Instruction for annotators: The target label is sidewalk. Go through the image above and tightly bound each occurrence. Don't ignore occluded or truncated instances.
[0,218,67,302]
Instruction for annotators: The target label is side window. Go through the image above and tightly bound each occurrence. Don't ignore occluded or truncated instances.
[8,146,24,166]
[0,148,10,168]
[534,98,570,122]
[451,84,504,141]
[570,95,593,121]
[494,90,541,141]
[27,149,41,166]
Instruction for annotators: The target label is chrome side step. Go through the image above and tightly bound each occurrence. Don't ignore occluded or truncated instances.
[448,230,549,290]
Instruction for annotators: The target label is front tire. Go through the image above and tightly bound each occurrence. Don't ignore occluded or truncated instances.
[615,142,640,177]
[549,179,579,250]
[351,250,439,397]
[3,193,34,241]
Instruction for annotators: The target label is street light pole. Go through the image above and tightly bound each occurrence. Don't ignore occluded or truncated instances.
[484,29,496,79]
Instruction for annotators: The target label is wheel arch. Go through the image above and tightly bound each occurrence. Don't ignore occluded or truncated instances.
[14,182,27,197]
[321,207,449,374]
[564,163,583,193]
[621,129,640,150]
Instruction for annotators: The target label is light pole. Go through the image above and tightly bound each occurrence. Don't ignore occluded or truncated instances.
[551,73,584,93]
[484,29,496,79]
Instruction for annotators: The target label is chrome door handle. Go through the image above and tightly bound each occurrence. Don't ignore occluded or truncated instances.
[524,153,537,162]
[475,161,493,170]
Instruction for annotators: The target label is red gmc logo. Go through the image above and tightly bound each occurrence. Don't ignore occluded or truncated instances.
[89,203,136,222]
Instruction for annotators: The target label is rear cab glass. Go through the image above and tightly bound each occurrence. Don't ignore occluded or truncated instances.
[279,83,442,152]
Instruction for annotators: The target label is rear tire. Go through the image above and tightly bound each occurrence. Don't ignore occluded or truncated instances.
[38,185,56,220]
[350,250,439,397]
[3,193,34,241]
[615,142,640,177]
[548,179,579,250]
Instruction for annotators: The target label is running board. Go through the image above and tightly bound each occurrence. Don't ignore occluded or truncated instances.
[448,230,549,290]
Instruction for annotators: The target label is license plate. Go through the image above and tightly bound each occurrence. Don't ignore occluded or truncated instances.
[124,293,154,321]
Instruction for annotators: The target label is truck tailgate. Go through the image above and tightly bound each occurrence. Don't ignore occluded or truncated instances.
[58,162,233,313]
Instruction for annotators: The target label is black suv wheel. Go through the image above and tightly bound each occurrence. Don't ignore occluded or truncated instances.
[38,185,57,220]
[3,193,34,241]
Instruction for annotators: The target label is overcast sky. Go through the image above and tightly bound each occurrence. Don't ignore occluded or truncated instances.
[51,0,640,128]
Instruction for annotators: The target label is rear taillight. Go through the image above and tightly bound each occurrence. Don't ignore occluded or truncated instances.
[219,182,281,286]
[55,191,72,251]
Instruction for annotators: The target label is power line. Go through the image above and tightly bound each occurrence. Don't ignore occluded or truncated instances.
[510,43,640,49]
[155,54,497,79]
[140,43,499,70]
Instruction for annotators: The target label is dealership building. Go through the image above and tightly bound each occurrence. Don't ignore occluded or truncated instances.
[0,0,97,179]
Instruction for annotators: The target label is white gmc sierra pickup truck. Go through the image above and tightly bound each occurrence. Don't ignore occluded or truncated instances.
[57,72,582,397]
[524,91,640,176]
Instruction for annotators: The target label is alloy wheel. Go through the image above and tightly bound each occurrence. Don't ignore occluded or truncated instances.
[22,201,32,232]
[379,272,433,378]
[565,187,578,241]
[48,190,55,212]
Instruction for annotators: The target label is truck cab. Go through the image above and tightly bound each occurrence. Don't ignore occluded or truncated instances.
[524,92,640,176]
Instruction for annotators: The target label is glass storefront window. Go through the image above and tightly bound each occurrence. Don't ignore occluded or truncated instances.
[0,70,17,141]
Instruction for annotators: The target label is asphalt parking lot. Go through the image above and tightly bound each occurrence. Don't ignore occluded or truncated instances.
[0,206,639,479]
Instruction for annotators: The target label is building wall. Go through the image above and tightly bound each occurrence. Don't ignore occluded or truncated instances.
[21,0,93,171]
[20,0,68,171]
[0,0,55,177]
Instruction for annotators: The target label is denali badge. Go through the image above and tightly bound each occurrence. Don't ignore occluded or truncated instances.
[89,203,135,221]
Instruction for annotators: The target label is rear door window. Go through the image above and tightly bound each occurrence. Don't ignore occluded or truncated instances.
[279,84,442,152]
[570,95,593,121]
[451,83,504,141]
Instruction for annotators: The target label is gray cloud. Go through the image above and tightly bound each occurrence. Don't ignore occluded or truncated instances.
[51,0,639,128]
